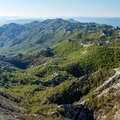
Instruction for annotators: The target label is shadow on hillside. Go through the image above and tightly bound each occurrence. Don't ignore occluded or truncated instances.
[58,104,94,120]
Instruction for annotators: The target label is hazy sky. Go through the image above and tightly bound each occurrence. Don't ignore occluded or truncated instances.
[0,0,119,17]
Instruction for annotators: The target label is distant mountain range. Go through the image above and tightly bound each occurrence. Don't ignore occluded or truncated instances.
[0,17,120,27]
[0,16,43,26]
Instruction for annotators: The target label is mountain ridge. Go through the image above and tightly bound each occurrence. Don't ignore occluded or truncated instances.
[0,18,119,55]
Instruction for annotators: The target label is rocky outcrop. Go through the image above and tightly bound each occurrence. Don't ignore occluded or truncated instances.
[42,75,88,104]
[95,68,120,93]
[0,95,38,120]
[79,68,120,120]
[50,104,94,120]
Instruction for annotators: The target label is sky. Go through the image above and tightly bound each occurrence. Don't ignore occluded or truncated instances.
[0,0,119,18]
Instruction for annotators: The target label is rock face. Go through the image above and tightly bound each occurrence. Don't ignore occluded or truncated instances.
[95,68,120,92]
[62,104,94,120]
[0,95,23,120]
[56,104,94,120]
[0,95,38,120]
[79,68,120,120]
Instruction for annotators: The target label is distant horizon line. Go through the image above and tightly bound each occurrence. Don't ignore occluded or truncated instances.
[0,16,120,19]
